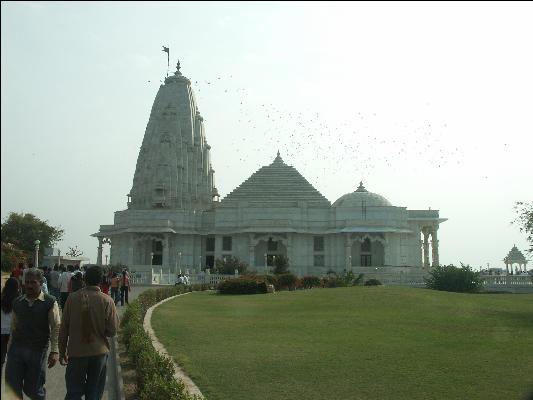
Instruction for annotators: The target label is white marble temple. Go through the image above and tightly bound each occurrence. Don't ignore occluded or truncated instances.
[93,64,446,277]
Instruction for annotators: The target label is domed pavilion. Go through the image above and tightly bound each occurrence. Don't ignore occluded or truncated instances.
[93,64,446,277]
[503,245,528,274]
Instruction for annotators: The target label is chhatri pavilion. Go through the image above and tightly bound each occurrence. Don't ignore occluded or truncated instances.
[93,63,446,277]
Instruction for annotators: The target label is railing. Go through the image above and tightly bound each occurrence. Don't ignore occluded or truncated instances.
[130,269,239,287]
[128,266,532,292]
[188,274,238,286]
[481,274,533,287]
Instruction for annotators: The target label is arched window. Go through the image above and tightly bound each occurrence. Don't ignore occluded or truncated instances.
[361,238,371,266]
[361,238,371,253]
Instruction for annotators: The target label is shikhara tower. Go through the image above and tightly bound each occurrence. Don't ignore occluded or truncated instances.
[94,63,446,277]
[129,63,218,211]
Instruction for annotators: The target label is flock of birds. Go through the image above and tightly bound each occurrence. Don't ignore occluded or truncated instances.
[147,69,467,196]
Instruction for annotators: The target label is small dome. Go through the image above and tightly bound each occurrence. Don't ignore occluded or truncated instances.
[333,182,392,207]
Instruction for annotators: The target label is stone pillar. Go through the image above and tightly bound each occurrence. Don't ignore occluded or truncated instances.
[286,234,292,268]
[422,228,430,269]
[430,228,439,267]
[248,234,255,270]
[383,234,391,267]
[128,244,134,268]
[97,237,103,266]
[214,235,219,266]
[344,233,351,269]
[163,234,170,271]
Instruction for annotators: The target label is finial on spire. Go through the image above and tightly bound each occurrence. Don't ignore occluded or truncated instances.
[176,60,181,72]
[273,150,284,164]
[356,181,367,192]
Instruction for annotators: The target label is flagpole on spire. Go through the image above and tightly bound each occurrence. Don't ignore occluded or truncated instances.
[162,45,169,77]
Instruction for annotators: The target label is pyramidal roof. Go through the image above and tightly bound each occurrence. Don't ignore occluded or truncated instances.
[503,245,528,264]
[220,152,330,207]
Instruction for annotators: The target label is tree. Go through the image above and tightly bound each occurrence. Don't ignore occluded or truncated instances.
[513,201,533,254]
[1,242,27,272]
[1,212,64,270]
[214,255,248,275]
[66,245,84,257]
[272,254,290,275]
[424,263,483,293]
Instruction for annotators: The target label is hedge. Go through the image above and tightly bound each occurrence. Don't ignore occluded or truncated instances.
[120,283,209,399]
[363,278,382,286]
[299,275,322,289]
[217,276,268,294]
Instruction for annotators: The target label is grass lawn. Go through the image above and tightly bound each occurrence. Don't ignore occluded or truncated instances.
[151,286,533,400]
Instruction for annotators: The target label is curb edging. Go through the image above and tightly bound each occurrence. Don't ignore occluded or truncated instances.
[143,292,205,399]
[111,335,126,400]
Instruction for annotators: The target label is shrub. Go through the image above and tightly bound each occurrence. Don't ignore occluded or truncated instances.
[214,255,248,275]
[322,270,364,287]
[120,285,199,399]
[323,276,345,288]
[425,263,483,293]
[300,275,322,289]
[254,274,277,286]
[275,273,298,290]
[363,278,382,286]
[352,273,365,286]
[217,277,268,294]
[272,254,290,275]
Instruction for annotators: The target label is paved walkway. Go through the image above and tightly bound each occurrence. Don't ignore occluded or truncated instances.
[1,285,152,400]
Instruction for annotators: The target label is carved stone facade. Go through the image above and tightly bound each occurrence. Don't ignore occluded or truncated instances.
[93,65,446,276]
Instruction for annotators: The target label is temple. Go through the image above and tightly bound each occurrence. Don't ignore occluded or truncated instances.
[92,64,446,276]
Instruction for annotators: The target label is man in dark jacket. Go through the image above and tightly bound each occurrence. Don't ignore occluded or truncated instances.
[5,268,60,400]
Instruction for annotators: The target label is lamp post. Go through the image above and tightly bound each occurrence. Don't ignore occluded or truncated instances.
[178,251,182,274]
[150,252,154,268]
[34,240,40,268]
[57,249,61,269]
[348,255,352,268]
[264,253,267,274]
[198,255,202,273]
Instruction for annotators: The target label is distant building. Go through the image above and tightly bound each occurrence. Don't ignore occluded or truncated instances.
[503,245,528,274]
[41,255,89,269]
[93,64,446,276]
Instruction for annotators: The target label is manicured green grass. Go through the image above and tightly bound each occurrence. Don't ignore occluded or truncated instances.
[151,287,533,400]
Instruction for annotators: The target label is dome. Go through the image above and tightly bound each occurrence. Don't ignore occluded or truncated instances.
[333,182,392,207]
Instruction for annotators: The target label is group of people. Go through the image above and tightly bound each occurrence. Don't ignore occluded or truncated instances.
[2,263,121,400]
[175,273,190,285]
[106,270,131,306]
[10,263,132,309]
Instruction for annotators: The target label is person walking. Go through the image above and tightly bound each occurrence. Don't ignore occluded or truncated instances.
[101,270,110,295]
[11,263,24,287]
[109,273,120,304]
[119,270,130,306]
[59,265,119,400]
[69,271,84,293]
[1,277,20,376]
[58,265,73,309]
[48,265,60,303]
[5,268,60,400]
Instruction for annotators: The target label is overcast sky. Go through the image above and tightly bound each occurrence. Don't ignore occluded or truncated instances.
[1,1,532,269]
